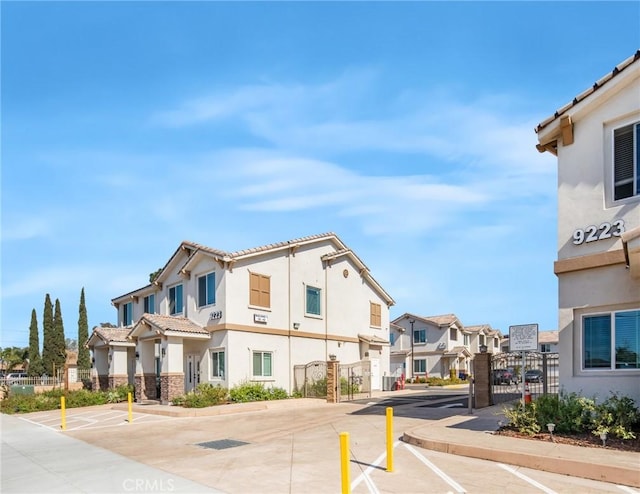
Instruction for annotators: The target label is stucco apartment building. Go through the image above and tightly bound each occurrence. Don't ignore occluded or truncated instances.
[88,233,394,403]
[536,51,640,403]
[389,313,501,380]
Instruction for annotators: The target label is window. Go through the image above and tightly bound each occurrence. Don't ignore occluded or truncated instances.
[413,329,426,344]
[463,334,470,346]
[169,284,183,315]
[540,343,551,353]
[249,272,270,308]
[493,338,499,348]
[143,294,155,314]
[122,302,133,326]
[198,272,216,308]
[389,333,395,346]
[370,302,381,327]
[449,328,457,341]
[413,359,426,373]
[252,351,272,377]
[211,349,225,379]
[306,286,321,316]
[479,334,485,346]
[613,122,640,201]
[583,309,640,370]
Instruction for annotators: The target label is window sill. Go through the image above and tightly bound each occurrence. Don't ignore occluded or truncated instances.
[304,313,323,320]
[248,305,271,312]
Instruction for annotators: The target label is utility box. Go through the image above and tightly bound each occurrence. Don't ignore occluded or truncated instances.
[10,385,34,396]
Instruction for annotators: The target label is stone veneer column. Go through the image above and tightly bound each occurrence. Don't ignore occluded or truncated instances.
[98,375,109,391]
[326,360,340,403]
[108,374,129,389]
[474,352,492,408]
[160,373,185,404]
[143,374,157,400]
[134,375,143,402]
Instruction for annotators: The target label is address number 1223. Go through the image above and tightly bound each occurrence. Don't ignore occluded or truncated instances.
[572,220,625,245]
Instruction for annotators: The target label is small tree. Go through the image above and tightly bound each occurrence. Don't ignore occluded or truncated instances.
[149,268,162,283]
[41,294,54,375]
[77,288,90,370]
[53,298,67,372]
[27,309,44,377]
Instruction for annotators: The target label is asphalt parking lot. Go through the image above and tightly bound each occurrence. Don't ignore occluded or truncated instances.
[8,397,630,494]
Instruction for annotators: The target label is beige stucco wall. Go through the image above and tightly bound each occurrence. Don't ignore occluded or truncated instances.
[553,66,640,403]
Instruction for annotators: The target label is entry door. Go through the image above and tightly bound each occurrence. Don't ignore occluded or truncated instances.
[186,354,201,392]
[370,358,381,391]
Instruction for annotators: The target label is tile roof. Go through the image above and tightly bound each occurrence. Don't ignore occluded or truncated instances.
[538,330,559,343]
[141,314,209,335]
[423,314,459,326]
[536,50,640,133]
[93,326,130,343]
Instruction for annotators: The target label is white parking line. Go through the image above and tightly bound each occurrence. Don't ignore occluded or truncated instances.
[498,463,558,494]
[351,444,393,493]
[404,443,466,493]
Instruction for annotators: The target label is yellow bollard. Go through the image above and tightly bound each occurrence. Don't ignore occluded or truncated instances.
[339,432,350,494]
[128,392,133,423]
[386,407,393,472]
[60,396,66,430]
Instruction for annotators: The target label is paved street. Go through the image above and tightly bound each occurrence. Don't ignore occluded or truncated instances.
[3,392,638,494]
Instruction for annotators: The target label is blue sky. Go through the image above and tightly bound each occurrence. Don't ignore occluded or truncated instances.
[2,1,639,348]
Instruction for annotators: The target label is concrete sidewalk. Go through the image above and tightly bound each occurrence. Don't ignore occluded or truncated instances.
[1,413,224,493]
[402,403,640,488]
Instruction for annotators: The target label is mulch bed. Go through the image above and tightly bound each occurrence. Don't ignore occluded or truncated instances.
[495,428,640,452]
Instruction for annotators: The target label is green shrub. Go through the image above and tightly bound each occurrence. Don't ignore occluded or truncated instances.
[426,376,466,386]
[504,402,541,436]
[229,381,289,403]
[174,384,229,408]
[503,391,640,439]
[340,377,360,395]
[592,393,640,439]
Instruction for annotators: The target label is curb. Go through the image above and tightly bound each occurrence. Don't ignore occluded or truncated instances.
[402,429,640,488]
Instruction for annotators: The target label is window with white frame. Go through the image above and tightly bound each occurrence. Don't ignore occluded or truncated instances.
[210,349,225,379]
[122,302,133,326]
[305,285,321,316]
[540,343,551,353]
[449,328,457,341]
[613,122,640,201]
[583,309,639,370]
[252,351,272,377]
[169,284,183,315]
[493,338,499,348]
[389,333,396,346]
[413,329,426,344]
[413,359,426,373]
[198,272,216,308]
[479,334,485,346]
[143,294,155,314]
[463,334,470,346]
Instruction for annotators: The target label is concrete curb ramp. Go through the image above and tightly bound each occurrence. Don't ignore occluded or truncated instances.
[403,422,640,488]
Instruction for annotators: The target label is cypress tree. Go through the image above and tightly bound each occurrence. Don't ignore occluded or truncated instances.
[77,288,90,370]
[27,309,44,377]
[53,298,67,372]
[41,294,54,376]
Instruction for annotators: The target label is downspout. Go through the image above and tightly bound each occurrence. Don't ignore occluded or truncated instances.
[325,260,328,359]
[288,250,292,395]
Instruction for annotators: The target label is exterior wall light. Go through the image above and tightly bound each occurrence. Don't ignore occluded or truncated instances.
[479,344,488,353]
[329,354,337,361]
[293,322,300,330]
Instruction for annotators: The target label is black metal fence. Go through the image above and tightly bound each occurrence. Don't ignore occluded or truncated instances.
[491,352,559,405]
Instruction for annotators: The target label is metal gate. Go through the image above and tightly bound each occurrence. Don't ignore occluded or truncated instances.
[339,360,371,401]
[491,351,559,405]
[293,360,327,398]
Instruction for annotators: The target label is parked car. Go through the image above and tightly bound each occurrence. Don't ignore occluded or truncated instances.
[6,372,29,385]
[524,369,544,383]
[492,369,515,385]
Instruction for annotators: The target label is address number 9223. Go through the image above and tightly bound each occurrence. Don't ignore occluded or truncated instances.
[572,219,625,245]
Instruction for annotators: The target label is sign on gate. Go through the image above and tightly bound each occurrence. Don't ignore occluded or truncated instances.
[508,324,539,352]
